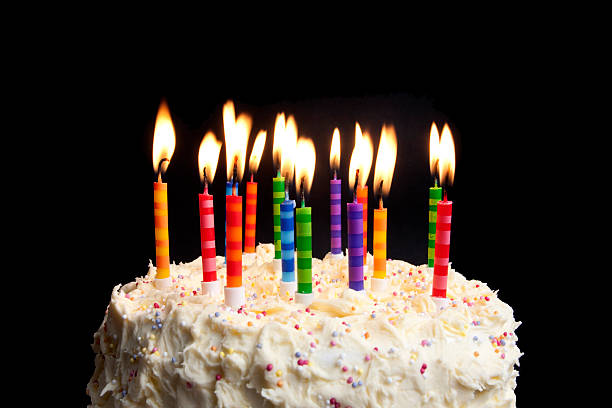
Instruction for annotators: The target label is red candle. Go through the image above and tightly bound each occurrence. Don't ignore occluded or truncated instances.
[431,123,456,304]
[432,194,452,298]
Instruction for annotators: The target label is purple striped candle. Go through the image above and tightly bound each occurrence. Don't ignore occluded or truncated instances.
[330,178,342,254]
[347,201,364,291]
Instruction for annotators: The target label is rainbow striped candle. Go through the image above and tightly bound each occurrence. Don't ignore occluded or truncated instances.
[199,190,216,282]
[356,185,368,266]
[280,199,295,285]
[244,181,257,253]
[428,186,442,268]
[347,201,364,291]
[153,181,170,282]
[330,178,342,255]
[226,194,242,288]
[432,198,452,299]
[273,174,285,261]
[296,206,312,294]
[372,207,387,280]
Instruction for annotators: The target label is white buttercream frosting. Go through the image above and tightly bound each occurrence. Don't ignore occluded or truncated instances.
[87,243,521,407]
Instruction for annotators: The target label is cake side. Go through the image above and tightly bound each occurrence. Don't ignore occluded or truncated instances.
[87,243,521,408]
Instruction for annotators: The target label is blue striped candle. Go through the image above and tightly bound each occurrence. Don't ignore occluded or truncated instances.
[347,200,364,291]
[330,178,342,254]
[280,199,296,283]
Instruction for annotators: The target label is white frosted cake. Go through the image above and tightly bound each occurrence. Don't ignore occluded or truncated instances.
[87,243,521,407]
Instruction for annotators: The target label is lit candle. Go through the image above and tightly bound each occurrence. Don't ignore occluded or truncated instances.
[347,124,373,291]
[244,131,266,260]
[329,128,342,258]
[151,99,176,290]
[348,122,373,274]
[428,123,442,269]
[198,131,222,296]
[347,200,364,291]
[371,125,397,292]
[432,124,456,309]
[278,115,298,297]
[295,138,316,305]
[222,100,252,308]
[272,113,286,273]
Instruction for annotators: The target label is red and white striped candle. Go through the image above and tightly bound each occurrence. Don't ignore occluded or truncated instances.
[432,196,452,298]
[199,188,216,282]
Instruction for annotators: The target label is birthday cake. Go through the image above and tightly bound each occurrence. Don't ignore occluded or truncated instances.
[87,244,521,407]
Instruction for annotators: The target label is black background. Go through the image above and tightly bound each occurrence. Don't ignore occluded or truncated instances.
[46,50,557,406]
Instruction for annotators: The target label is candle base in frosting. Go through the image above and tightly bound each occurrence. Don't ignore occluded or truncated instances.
[279,280,297,297]
[369,277,387,292]
[154,277,171,290]
[432,296,450,310]
[295,292,314,306]
[224,286,245,309]
[273,258,282,273]
[202,280,221,297]
[330,252,344,260]
[242,252,257,265]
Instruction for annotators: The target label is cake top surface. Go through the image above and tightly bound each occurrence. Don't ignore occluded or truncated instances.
[90,244,521,407]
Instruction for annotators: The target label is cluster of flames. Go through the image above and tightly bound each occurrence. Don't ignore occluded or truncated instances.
[152,99,455,198]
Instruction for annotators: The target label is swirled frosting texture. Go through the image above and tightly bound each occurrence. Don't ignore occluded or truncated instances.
[87,244,521,407]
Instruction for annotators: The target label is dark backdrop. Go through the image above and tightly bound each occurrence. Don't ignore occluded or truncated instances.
[61,64,546,406]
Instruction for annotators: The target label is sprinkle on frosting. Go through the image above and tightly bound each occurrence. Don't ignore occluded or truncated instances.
[88,243,521,407]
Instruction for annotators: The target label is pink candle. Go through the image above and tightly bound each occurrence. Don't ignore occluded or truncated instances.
[199,186,216,282]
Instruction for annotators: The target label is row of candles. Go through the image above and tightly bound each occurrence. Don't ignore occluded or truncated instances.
[152,100,456,309]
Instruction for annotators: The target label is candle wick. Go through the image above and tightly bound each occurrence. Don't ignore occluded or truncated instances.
[203,167,209,194]
[250,173,254,182]
[333,169,337,180]
[353,169,359,202]
[300,177,305,207]
[157,158,169,182]
[379,196,383,210]
[443,190,448,201]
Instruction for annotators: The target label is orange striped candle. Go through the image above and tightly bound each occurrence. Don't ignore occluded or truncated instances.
[373,207,387,280]
[226,194,243,288]
[356,185,368,266]
[244,180,257,253]
[153,181,170,281]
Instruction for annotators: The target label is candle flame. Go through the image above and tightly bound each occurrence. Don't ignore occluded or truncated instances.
[429,122,440,178]
[198,131,222,184]
[330,127,341,171]
[348,122,373,190]
[438,123,456,188]
[280,115,298,186]
[223,100,252,182]
[272,113,285,171]
[295,138,316,198]
[248,130,266,175]
[373,124,397,198]
[152,99,176,175]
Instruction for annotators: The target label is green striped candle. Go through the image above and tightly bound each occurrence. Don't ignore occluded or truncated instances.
[273,172,285,260]
[428,185,443,267]
[296,206,312,294]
